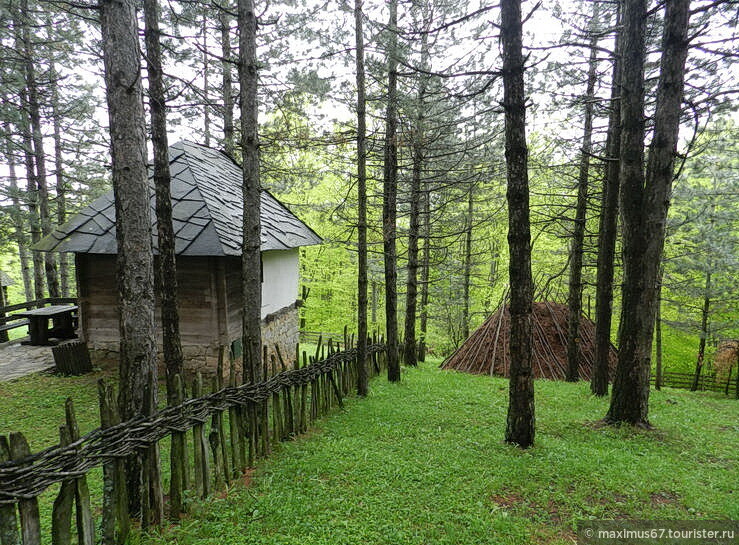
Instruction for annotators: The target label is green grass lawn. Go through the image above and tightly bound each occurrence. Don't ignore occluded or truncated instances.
[146,362,736,545]
[1,362,737,545]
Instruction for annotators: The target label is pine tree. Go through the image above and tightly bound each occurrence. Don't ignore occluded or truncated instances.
[606,0,691,426]
[383,0,400,382]
[355,0,369,396]
[565,2,600,382]
[99,0,160,517]
[501,0,535,448]
[592,0,623,397]
[143,0,184,402]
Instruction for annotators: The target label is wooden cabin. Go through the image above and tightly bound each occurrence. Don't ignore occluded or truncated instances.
[35,141,322,372]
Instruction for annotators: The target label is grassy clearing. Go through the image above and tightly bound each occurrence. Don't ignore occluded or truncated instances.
[145,362,735,545]
[2,362,737,545]
[0,370,167,542]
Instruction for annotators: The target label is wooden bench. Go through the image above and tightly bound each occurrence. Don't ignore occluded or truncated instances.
[0,319,29,333]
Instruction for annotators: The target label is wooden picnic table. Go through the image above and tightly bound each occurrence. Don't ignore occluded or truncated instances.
[13,305,79,346]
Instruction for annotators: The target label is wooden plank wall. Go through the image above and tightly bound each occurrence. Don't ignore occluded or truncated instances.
[78,254,219,350]
[224,256,243,343]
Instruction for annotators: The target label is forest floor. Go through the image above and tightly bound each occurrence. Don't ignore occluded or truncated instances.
[2,361,736,545]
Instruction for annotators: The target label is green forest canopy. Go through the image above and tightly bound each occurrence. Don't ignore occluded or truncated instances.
[0,0,737,375]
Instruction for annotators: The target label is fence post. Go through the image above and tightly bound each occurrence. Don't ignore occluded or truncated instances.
[283,359,295,438]
[211,376,230,486]
[228,358,244,476]
[300,351,308,433]
[192,374,210,499]
[261,346,270,457]
[51,426,74,545]
[309,355,317,423]
[270,355,282,442]
[216,349,230,484]
[64,399,94,545]
[169,375,185,521]
[8,433,41,545]
[208,429,224,491]
[329,370,344,409]
[98,381,129,545]
[0,435,20,545]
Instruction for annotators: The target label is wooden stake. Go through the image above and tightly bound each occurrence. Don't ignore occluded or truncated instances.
[216,348,230,482]
[228,356,243,476]
[208,430,224,491]
[169,375,185,520]
[8,433,40,545]
[0,435,20,545]
[51,425,74,545]
[300,352,308,433]
[192,374,210,498]
[62,400,95,545]
[98,381,129,545]
[270,356,282,442]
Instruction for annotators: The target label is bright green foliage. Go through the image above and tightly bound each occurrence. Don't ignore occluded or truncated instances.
[662,121,739,365]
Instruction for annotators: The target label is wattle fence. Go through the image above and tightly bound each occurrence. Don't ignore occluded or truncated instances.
[0,336,387,545]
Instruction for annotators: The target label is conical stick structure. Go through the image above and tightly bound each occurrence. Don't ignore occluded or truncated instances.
[441,301,617,381]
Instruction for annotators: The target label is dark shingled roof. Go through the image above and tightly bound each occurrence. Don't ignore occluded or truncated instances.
[34,141,322,255]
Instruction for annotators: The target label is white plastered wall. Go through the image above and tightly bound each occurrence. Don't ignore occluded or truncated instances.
[261,248,299,318]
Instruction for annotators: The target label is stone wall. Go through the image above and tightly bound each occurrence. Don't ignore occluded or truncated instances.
[261,302,300,367]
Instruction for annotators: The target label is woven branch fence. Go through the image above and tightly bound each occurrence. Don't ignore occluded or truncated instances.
[0,335,387,545]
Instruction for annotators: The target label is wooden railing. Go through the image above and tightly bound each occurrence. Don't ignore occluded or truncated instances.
[652,370,738,396]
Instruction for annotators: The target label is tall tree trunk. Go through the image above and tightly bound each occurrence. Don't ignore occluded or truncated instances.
[202,13,211,147]
[11,10,45,303]
[2,127,33,302]
[144,0,183,521]
[417,181,430,362]
[49,60,69,297]
[238,0,262,384]
[219,10,234,155]
[501,0,535,448]
[355,0,369,395]
[691,270,711,391]
[607,0,649,423]
[592,1,623,396]
[371,279,377,326]
[19,88,45,301]
[382,0,400,382]
[403,38,428,368]
[654,267,663,390]
[21,0,59,298]
[239,0,264,465]
[566,9,600,382]
[100,0,159,517]
[606,0,690,426]
[144,0,185,402]
[461,185,474,340]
